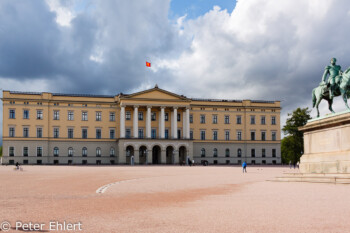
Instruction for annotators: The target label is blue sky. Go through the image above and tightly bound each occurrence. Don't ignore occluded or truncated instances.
[170,0,236,19]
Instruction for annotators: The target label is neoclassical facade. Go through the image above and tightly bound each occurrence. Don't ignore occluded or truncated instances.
[1,86,281,165]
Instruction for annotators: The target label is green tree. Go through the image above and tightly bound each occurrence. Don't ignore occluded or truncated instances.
[0,146,2,157]
[282,108,311,164]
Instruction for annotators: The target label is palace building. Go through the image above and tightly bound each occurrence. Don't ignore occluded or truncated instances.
[1,85,281,165]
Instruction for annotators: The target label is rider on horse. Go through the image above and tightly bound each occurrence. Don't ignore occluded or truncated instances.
[321,58,342,99]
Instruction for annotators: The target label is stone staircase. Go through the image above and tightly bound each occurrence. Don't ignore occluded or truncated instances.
[270,173,350,184]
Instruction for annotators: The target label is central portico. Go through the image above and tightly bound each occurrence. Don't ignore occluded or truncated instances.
[117,85,193,164]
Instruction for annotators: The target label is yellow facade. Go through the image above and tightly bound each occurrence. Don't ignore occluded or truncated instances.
[2,86,281,165]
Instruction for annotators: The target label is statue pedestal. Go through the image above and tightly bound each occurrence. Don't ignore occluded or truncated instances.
[299,110,350,173]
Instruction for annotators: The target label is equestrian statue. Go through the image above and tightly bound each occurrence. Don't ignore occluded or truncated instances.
[312,58,350,117]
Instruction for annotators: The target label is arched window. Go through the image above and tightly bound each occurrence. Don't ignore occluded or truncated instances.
[201,148,206,157]
[110,147,115,157]
[96,147,101,157]
[53,147,59,157]
[225,148,230,157]
[237,148,242,157]
[213,148,218,157]
[82,147,87,157]
[68,147,74,157]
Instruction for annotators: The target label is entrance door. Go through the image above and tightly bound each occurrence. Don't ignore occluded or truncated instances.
[152,146,161,164]
[126,146,134,165]
[139,146,147,165]
[166,146,174,164]
[179,146,187,165]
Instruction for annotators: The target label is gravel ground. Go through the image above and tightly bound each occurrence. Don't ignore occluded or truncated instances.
[1,165,349,233]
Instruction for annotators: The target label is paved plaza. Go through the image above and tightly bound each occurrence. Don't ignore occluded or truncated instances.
[1,166,350,233]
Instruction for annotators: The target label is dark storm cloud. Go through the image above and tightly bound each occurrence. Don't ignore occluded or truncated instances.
[0,0,185,95]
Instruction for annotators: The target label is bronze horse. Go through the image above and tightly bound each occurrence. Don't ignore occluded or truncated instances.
[312,67,350,117]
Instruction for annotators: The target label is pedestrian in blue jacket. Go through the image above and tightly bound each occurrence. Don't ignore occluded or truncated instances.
[242,161,247,173]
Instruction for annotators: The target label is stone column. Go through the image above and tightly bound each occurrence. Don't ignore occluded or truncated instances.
[182,111,186,139]
[147,150,152,165]
[160,107,165,138]
[146,106,151,138]
[133,106,138,138]
[119,148,126,164]
[134,150,139,164]
[186,107,190,139]
[172,107,178,139]
[161,149,166,164]
[120,105,125,138]
[174,150,179,164]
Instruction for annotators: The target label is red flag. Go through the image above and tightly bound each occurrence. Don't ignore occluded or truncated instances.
[146,61,151,67]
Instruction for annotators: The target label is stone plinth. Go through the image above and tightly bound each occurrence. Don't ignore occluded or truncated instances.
[299,110,350,173]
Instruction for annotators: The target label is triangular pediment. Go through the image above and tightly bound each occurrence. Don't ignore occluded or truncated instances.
[121,86,188,101]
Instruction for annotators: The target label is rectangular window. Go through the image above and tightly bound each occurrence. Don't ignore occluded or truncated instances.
[82,112,88,121]
[177,129,181,139]
[165,113,169,121]
[151,112,156,121]
[138,129,144,139]
[53,110,60,120]
[261,116,266,125]
[68,129,74,139]
[271,116,276,125]
[236,115,242,124]
[9,109,16,119]
[212,115,218,124]
[262,149,266,157]
[190,130,193,140]
[272,131,277,141]
[213,131,218,140]
[165,129,169,139]
[272,149,276,157]
[151,129,157,139]
[23,127,29,138]
[9,147,14,156]
[126,111,131,120]
[68,111,74,121]
[200,130,206,140]
[225,131,230,140]
[23,147,28,157]
[251,149,255,157]
[126,129,131,138]
[139,112,144,120]
[96,112,102,121]
[37,147,42,157]
[9,127,15,137]
[200,115,206,124]
[110,112,115,121]
[261,131,266,141]
[54,128,59,138]
[251,131,255,141]
[96,129,101,139]
[177,113,181,122]
[237,131,242,141]
[82,129,88,139]
[250,115,255,124]
[110,129,115,139]
[224,115,229,124]
[189,114,193,123]
[23,110,29,119]
[37,128,42,138]
[37,110,43,120]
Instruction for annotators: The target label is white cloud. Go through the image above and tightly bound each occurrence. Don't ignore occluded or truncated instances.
[151,0,350,124]
[45,0,76,27]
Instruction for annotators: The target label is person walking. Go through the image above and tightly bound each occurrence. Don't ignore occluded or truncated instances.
[242,161,247,173]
